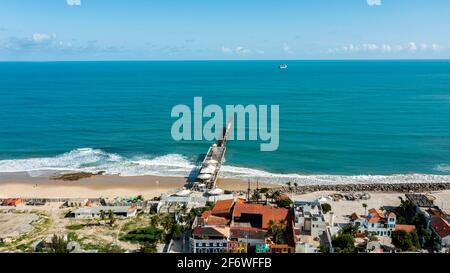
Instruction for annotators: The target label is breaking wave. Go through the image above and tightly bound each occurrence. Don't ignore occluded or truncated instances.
[434,164,450,173]
[0,148,449,185]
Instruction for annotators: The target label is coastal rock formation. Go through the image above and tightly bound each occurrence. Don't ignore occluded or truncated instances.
[51,171,105,181]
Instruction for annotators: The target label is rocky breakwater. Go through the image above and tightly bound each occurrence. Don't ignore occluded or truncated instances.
[269,182,450,194]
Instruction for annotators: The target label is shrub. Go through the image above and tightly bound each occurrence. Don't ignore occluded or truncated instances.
[66,224,83,230]
[332,234,355,253]
[321,203,332,214]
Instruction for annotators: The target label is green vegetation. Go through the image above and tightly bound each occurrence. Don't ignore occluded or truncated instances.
[277,198,293,208]
[66,224,84,230]
[268,219,287,244]
[140,242,157,253]
[321,203,332,214]
[16,243,30,252]
[332,234,355,253]
[251,191,261,202]
[340,224,358,237]
[120,226,165,244]
[49,234,69,253]
[391,230,420,251]
[108,210,116,226]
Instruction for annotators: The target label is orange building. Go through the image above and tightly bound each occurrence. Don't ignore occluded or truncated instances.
[2,198,24,207]
[232,202,290,229]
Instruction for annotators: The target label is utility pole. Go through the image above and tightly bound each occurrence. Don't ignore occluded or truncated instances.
[247,179,251,201]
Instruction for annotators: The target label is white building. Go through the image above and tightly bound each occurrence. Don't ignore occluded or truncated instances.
[157,189,235,214]
[292,200,332,253]
[71,206,137,219]
[351,208,396,237]
[190,226,229,253]
[430,216,450,252]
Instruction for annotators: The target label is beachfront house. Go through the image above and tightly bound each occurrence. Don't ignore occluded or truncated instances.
[229,227,267,247]
[351,208,396,236]
[230,201,291,252]
[190,226,229,253]
[190,198,292,253]
[1,198,24,207]
[189,199,234,253]
[292,200,332,253]
[70,206,137,219]
[231,202,290,230]
[157,189,235,214]
[66,198,89,207]
[430,216,450,252]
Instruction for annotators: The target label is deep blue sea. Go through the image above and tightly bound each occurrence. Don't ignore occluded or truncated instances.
[1,60,450,184]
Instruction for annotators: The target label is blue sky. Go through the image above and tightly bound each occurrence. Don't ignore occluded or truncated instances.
[1,0,449,61]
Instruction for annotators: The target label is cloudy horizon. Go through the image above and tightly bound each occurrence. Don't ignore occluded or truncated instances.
[0,0,449,61]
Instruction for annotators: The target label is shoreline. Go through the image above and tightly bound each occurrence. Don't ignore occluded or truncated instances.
[0,172,449,199]
[0,173,278,199]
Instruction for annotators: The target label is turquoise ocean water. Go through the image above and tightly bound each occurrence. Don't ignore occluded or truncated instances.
[0,60,449,184]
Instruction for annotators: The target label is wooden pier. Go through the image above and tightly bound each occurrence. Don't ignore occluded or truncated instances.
[194,120,232,190]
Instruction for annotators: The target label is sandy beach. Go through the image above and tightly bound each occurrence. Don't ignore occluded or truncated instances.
[0,172,277,199]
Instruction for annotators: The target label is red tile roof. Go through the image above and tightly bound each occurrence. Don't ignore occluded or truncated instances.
[201,210,230,226]
[232,203,289,229]
[350,212,360,221]
[230,227,267,240]
[2,198,23,206]
[368,208,384,218]
[431,217,450,238]
[207,215,230,226]
[395,224,416,233]
[212,199,234,216]
[366,208,394,223]
[192,226,230,238]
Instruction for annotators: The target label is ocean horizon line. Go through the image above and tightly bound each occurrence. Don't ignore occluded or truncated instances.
[1,58,450,63]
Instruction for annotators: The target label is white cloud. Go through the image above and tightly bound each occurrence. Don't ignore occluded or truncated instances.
[431,43,441,51]
[407,42,417,52]
[221,46,232,53]
[393,45,403,52]
[329,41,447,55]
[235,46,252,55]
[362,43,379,52]
[366,0,381,6]
[66,0,81,6]
[221,45,262,56]
[282,43,294,54]
[32,33,55,43]
[381,44,391,53]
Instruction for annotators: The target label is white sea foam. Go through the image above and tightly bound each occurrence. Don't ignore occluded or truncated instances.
[434,164,450,173]
[0,148,449,185]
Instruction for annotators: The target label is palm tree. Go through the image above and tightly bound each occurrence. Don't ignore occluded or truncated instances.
[362,203,368,216]
[272,190,281,202]
[100,210,106,220]
[150,214,160,227]
[286,182,292,190]
[293,182,298,189]
[108,209,116,226]
[264,192,271,205]
[161,214,174,232]
[268,220,286,244]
